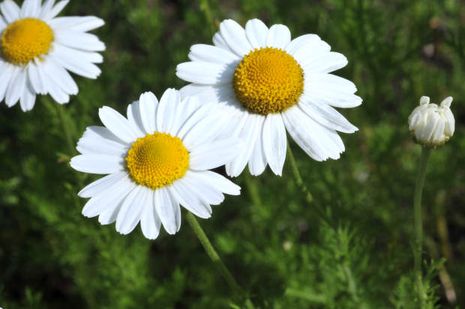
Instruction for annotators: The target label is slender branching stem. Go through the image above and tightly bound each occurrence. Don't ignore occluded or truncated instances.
[199,0,215,34]
[287,145,332,226]
[185,213,245,300]
[55,104,75,155]
[413,147,431,307]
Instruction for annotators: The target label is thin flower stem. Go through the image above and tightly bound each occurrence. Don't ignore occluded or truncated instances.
[286,145,332,226]
[55,104,75,155]
[185,212,245,299]
[244,172,263,207]
[413,147,431,307]
[199,0,215,34]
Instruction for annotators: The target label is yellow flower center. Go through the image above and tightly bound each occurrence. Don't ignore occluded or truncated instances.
[126,133,189,189]
[233,47,304,115]
[1,18,54,65]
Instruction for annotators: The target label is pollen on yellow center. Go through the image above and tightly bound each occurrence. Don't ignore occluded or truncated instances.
[126,133,189,189]
[1,18,54,65]
[233,47,304,115]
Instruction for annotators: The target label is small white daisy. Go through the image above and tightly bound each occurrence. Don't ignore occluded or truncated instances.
[0,0,105,111]
[70,89,241,240]
[176,18,362,177]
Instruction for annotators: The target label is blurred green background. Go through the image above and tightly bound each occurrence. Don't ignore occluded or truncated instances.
[1,0,464,308]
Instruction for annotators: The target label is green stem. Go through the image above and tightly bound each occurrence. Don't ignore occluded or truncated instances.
[244,172,263,208]
[413,147,431,307]
[287,146,332,226]
[186,212,245,299]
[55,104,75,155]
[199,0,215,34]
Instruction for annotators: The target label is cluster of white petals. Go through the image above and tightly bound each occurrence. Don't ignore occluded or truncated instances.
[408,96,455,147]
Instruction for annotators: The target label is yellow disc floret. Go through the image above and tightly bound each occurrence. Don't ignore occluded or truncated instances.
[126,133,189,189]
[1,18,54,65]
[233,47,304,115]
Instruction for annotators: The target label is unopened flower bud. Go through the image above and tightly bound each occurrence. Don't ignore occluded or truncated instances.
[408,96,455,147]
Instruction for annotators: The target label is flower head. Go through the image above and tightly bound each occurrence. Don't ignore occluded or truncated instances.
[0,0,105,111]
[408,96,455,147]
[176,19,362,177]
[70,89,241,240]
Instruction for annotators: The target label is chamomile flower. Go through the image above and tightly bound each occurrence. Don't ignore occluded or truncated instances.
[70,89,241,240]
[177,18,362,176]
[0,0,105,111]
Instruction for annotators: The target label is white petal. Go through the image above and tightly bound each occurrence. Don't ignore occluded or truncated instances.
[27,63,46,94]
[39,66,69,104]
[248,123,267,176]
[77,127,128,156]
[188,44,239,64]
[70,154,124,174]
[78,172,127,198]
[55,30,105,51]
[169,95,202,137]
[51,44,102,79]
[0,0,20,23]
[99,106,139,143]
[219,19,252,56]
[262,114,287,176]
[171,180,212,219]
[82,125,126,145]
[176,61,234,85]
[42,0,69,20]
[181,104,228,149]
[286,34,323,55]
[49,16,104,32]
[245,18,268,48]
[116,186,146,235]
[41,59,78,95]
[191,171,240,196]
[266,24,291,48]
[98,181,137,225]
[283,106,344,161]
[156,88,180,134]
[39,0,55,19]
[155,188,181,235]
[0,63,13,102]
[179,84,236,109]
[138,91,158,134]
[299,100,358,133]
[0,16,6,30]
[176,102,215,140]
[181,171,224,205]
[125,100,145,136]
[304,74,362,108]
[82,176,135,219]
[140,191,161,240]
[302,52,348,73]
[189,138,241,171]
[19,84,36,112]
[5,67,25,107]
[212,32,229,50]
[52,43,103,64]
[226,114,263,177]
[21,0,40,17]
[290,37,331,66]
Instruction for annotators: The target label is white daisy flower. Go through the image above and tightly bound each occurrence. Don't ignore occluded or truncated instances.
[176,18,362,177]
[0,0,105,111]
[70,89,241,240]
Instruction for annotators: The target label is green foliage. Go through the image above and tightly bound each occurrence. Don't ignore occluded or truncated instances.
[1,0,464,308]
